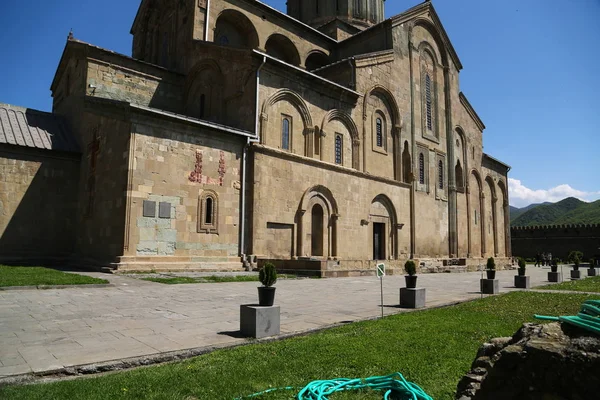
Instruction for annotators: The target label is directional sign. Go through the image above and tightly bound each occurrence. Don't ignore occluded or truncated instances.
[376,263,385,278]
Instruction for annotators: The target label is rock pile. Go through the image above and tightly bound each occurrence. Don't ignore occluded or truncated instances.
[456,322,600,399]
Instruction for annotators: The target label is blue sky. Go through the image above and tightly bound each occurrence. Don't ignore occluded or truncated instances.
[1,0,598,208]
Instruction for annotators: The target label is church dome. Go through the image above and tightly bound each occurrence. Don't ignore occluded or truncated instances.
[287,0,385,30]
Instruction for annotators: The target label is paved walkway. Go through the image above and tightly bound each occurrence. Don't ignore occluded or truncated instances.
[0,266,591,379]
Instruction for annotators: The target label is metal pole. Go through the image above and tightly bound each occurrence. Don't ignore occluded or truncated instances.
[380,276,384,319]
[480,264,483,299]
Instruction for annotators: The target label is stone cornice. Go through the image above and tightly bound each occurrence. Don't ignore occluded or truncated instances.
[459,92,485,132]
[354,50,395,68]
[252,144,412,189]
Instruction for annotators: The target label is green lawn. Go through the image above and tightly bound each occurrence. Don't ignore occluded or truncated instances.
[0,266,108,287]
[0,291,595,400]
[142,275,298,284]
[535,275,600,293]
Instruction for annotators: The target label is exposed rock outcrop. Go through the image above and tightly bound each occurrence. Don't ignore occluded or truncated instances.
[456,322,600,399]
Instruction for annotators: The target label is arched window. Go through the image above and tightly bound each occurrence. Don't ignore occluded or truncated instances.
[425,74,433,131]
[419,153,425,184]
[282,117,290,150]
[335,134,343,165]
[354,0,362,17]
[198,192,218,234]
[205,197,213,224]
[376,118,383,147]
[438,160,444,190]
[315,0,319,15]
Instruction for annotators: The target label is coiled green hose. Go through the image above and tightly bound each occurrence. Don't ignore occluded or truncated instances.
[235,372,433,399]
[535,299,600,335]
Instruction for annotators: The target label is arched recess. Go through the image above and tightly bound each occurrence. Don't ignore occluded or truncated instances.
[265,34,301,66]
[402,141,412,183]
[362,85,402,179]
[369,194,398,261]
[418,42,440,140]
[411,18,449,68]
[484,176,498,257]
[320,109,360,169]
[297,185,339,259]
[469,170,483,258]
[185,60,225,121]
[497,179,509,257]
[213,9,259,49]
[305,51,330,71]
[454,127,468,191]
[260,89,313,153]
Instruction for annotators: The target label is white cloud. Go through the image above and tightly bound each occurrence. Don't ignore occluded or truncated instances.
[508,178,600,208]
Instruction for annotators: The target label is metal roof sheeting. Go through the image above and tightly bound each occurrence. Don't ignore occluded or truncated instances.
[0,103,79,153]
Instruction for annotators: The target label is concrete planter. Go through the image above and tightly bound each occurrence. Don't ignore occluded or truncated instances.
[400,287,426,309]
[548,272,562,282]
[570,270,581,280]
[588,268,597,277]
[480,279,499,294]
[514,275,530,289]
[240,305,280,339]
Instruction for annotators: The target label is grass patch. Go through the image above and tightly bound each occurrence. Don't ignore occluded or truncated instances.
[534,275,600,293]
[0,266,108,287]
[142,275,299,284]
[1,291,596,399]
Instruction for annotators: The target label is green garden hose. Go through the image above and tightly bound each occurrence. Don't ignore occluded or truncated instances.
[236,372,433,400]
[535,299,600,336]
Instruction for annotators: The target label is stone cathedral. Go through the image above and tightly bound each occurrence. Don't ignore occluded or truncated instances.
[0,0,511,275]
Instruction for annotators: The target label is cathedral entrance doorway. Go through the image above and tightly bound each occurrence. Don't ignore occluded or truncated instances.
[373,222,386,260]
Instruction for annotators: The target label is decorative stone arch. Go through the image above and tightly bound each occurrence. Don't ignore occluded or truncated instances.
[362,85,402,178]
[369,194,399,261]
[305,50,330,71]
[185,60,225,121]
[484,175,498,257]
[297,185,339,259]
[197,189,219,234]
[265,34,301,66]
[497,179,510,257]
[468,169,484,257]
[411,18,449,68]
[320,109,360,169]
[213,9,259,49]
[260,89,314,147]
[362,85,402,128]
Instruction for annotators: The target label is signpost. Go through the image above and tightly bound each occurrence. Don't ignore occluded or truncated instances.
[377,263,385,318]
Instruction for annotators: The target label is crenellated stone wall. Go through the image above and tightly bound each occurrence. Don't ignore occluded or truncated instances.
[511,224,600,261]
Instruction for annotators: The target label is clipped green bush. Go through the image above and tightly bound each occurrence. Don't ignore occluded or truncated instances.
[590,258,596,268]
[259,263,277,287]
[518,257,526,275]
[568,250,584,264]
[486,257,495,271]
[404,260,417,276]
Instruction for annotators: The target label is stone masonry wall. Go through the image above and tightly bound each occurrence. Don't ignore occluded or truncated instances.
[0,145,80,262]
[511,224,600,261]
[125,115,245,262]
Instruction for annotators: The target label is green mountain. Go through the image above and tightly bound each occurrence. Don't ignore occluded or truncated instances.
[511,197,586,227]
[510,203,548,222]
[554,199,600,225]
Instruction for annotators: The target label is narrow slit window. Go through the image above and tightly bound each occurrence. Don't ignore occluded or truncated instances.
[419,153,425,185]
[438,160,444,190]
[425,74,432,131]
[205,197,213,225]
[335,134,343,165]
[282,118,290,150]
[376,118,383,147]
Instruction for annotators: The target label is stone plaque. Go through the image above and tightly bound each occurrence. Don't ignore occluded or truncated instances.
[159,202,171,219]
[143,200,156,217]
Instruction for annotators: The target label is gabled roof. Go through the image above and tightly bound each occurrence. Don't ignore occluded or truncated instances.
[390,1,463,71]
[0,103,79,153]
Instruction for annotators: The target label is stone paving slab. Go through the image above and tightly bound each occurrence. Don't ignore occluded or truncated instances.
[0,266,594,380]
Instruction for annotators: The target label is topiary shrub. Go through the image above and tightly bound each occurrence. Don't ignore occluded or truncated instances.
[259,262,277,287]
[486,257,495,271]
[518,257,526,275]
[404,260,417,276]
